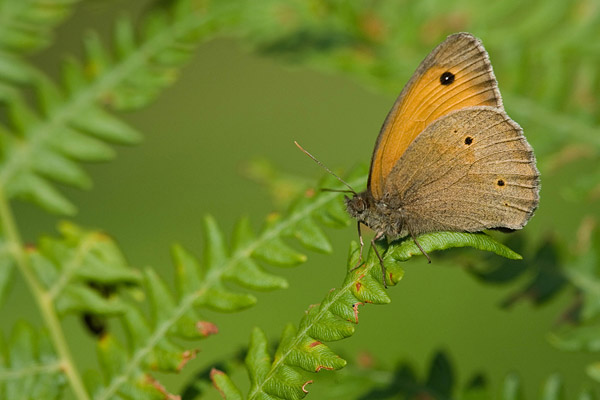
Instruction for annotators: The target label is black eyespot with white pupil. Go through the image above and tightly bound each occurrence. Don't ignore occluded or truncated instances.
[440,71,455,85]
[497,179,505,187]
[464,136,473,145]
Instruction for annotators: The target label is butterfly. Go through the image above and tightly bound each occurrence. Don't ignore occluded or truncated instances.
[299,33,539,285]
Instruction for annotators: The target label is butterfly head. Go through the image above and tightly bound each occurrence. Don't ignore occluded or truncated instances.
[345,192,370,222]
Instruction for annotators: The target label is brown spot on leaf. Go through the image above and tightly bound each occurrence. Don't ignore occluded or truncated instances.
[145,375,180,400]
[197,321,219,337]
[316,365,335,372]
[177,349,198,371]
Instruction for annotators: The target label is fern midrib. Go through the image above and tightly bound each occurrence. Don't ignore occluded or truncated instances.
[47,232,97,300]
[96,176,364,400]
[0,360,63,380]
[248,251,371,399]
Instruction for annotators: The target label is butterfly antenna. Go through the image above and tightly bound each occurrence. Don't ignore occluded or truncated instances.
[321,188,355,194]
[294,141,357,196]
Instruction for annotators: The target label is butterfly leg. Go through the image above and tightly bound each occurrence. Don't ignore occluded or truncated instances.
[370,232,387,288]
[351,222,365,271]
[410,232,431,263]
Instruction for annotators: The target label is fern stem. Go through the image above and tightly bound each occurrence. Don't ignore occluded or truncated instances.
[0,187,91,400]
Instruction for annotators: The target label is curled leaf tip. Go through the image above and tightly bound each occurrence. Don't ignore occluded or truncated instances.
[302,380,314,393]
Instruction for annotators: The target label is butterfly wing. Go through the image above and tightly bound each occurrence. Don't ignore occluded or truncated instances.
[384,107,539,236]
[369,33,502,199]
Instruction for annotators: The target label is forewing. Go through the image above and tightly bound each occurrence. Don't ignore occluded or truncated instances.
[368,33,502,200]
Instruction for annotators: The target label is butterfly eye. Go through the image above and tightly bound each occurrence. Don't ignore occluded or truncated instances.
[356,198,366,211]
[440,71,455,85]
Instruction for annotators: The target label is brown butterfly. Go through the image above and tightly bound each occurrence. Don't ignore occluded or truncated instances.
[299,33,539,284]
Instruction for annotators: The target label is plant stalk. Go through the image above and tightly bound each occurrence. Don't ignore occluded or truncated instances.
[0,188,90,400]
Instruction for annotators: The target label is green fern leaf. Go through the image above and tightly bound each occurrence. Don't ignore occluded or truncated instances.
[211,368,244,400]
[55,285,126,316]
[541,374,565,400]
[247,327,273,391]
[202,287,257,312]
[387,232,523,262]
[253,234,307,267]
[8,173,77,215]
[0,240,13,307]
[286,217,332,254]
[0,0,81,54]
[172,243,204,296]
[203,215,230,272]
[0,322,65,399]
[503,373,524,400]
[26,222,141,315]
[0,52,34,83]
[224,257,289,291]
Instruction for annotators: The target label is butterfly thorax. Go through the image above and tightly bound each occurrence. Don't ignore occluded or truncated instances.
[345,192,410,239]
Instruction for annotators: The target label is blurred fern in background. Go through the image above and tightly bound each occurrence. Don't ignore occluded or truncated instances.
[0,0,599,399]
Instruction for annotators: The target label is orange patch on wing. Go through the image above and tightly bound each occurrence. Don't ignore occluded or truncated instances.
[370,65,498,198]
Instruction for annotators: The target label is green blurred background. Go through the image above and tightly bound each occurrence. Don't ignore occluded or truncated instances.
[4,0,600,398]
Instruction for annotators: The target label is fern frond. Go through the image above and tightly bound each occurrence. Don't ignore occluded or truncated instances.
[204,348,598,400]
[90,169,363,399]
[0,1,238,215]
[0,321,66,399]
[234,243,394,400]
[212,230,519,399]
[0,0,80,55]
